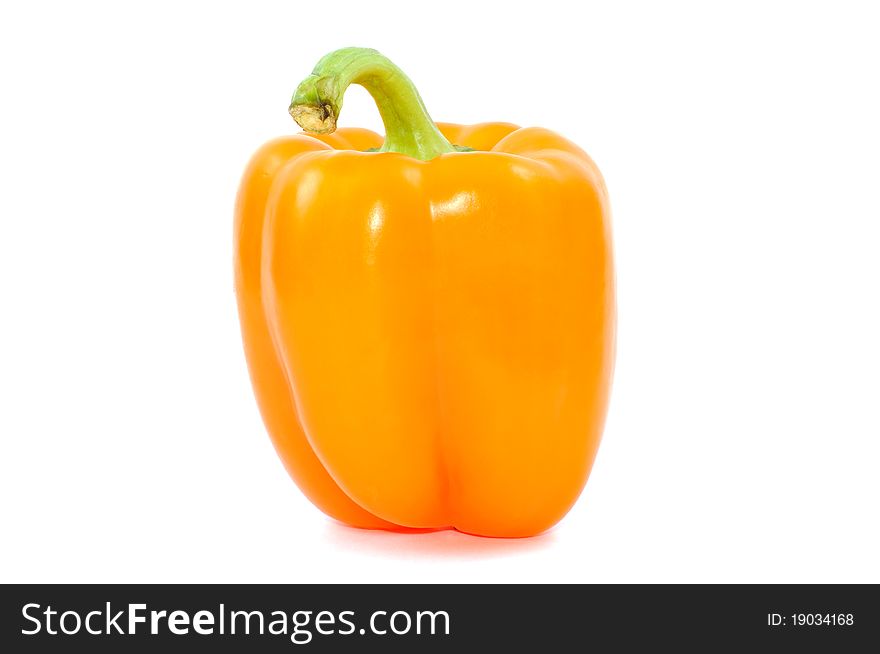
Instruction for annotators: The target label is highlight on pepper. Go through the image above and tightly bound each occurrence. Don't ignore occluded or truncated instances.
[234,47,615,538]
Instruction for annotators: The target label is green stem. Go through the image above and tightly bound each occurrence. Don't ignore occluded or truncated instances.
[289,47,455,161]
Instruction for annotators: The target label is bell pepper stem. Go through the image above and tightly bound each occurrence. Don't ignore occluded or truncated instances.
[289,47,456,161]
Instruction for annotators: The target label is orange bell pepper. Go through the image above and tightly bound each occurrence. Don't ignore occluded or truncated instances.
[234,48,615,538]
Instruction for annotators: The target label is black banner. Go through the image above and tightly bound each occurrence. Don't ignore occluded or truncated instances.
[1,584,876,651]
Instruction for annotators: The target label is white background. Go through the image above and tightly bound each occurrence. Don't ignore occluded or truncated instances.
[1,0,878,583]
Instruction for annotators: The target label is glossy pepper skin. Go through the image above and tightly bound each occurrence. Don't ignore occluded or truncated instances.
[234,48,615,538]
